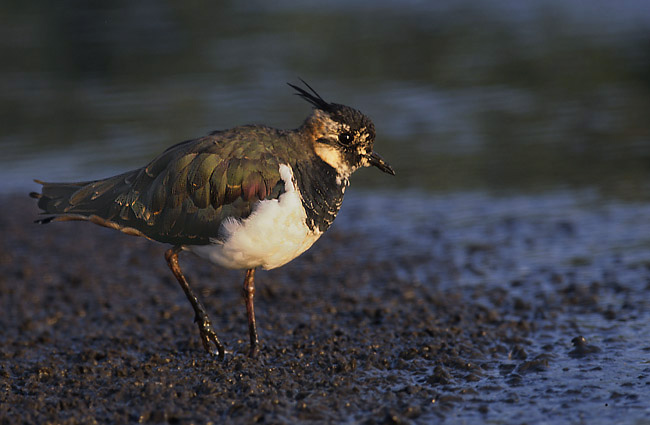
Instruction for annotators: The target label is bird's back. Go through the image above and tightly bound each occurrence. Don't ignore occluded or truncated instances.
[32,126,300,246]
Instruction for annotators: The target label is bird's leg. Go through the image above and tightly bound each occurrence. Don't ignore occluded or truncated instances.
[164,247,225,359]
[242,268,259,357]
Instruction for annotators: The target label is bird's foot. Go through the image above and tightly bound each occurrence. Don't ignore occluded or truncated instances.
[196,317,225,359]
[247,343,259,358]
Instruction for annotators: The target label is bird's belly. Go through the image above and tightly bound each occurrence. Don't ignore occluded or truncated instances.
[188,173,322,270]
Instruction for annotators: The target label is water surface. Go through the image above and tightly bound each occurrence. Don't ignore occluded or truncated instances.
[1,0,649,197]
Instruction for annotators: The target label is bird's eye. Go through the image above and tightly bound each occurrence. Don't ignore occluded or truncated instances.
[338,132,353,145]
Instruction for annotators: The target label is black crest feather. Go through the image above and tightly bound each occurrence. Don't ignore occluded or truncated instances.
[287,79,331,111]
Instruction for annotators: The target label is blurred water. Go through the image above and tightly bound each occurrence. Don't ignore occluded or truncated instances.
[1,0,649,196]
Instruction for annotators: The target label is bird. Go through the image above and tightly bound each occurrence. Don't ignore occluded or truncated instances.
[30,80,395,358]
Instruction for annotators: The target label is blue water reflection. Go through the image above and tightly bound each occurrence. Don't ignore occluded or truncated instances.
[1,0,649,196]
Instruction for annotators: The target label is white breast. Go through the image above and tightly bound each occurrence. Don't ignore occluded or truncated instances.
[187,164,323,270]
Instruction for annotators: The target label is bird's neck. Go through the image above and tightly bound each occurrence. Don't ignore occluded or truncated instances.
[291,157,347,233]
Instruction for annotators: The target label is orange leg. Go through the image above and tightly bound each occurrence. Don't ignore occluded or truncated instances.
[243,268,260,357]
[165,247,225,359]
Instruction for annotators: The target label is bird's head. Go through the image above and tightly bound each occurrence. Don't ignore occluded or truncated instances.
[291,81,395,180]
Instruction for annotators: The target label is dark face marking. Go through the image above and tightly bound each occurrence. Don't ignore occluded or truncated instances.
[306,105,377,177]
[291,79,394,179]
[288,81,379,175]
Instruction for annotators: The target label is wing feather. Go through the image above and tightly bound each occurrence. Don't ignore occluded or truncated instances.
[34,128,289,245]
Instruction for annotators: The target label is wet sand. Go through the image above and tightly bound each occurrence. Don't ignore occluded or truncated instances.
[1,192,649,424]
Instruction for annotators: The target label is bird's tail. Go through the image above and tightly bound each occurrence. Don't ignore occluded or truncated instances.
[30,180,90,223]
[29,169,142,231]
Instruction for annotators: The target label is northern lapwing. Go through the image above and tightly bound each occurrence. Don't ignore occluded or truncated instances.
[30,81,395,358]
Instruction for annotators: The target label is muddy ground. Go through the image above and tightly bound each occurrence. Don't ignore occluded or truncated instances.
[1,192,649,424]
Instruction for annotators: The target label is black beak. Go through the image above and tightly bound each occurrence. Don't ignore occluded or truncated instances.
[368,152,395,175]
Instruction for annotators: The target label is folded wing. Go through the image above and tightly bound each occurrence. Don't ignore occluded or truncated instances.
[33,131,285,245]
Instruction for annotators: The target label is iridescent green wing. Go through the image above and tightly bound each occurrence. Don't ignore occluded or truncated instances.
[40,127,288,245]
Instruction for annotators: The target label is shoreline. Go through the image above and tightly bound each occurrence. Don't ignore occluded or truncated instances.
[1,193,648,424]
